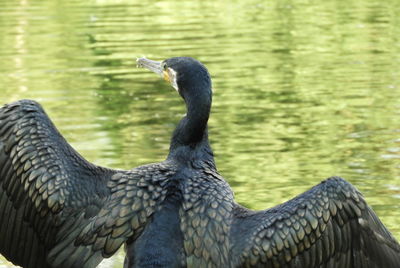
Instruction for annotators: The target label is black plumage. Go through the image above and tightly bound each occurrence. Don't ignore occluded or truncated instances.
[0,56,399,267]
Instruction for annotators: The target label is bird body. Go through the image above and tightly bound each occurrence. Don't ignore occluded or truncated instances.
[0,57,399,267]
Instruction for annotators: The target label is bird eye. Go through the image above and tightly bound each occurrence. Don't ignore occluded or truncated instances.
[162,63,167,70]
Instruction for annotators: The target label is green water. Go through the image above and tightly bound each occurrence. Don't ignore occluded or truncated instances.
[1,0,399,266]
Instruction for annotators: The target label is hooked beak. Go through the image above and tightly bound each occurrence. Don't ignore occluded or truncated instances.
[137,57,179,92]
[137,57,163,76]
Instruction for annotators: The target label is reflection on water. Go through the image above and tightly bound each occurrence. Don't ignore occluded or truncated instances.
[0,0,399,266]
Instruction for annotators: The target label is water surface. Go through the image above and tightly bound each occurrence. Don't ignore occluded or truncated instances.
[0,0,399,266]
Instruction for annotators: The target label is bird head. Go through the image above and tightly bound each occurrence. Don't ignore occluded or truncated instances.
[137,57,212,101]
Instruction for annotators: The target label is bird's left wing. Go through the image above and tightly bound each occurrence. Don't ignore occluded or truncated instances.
[231,177,400,268]
[0,100,173,268]
[0,100,119,268]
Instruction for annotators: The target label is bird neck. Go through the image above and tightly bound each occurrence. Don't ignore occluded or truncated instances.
[168,89,215,168]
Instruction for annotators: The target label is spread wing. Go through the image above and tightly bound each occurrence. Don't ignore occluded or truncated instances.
[0,100,172,268]
[232,177,400,268]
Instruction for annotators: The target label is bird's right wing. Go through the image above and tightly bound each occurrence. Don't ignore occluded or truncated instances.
[232,177,400,268]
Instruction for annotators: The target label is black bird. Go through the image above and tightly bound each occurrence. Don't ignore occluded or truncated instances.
[0,57,399,268]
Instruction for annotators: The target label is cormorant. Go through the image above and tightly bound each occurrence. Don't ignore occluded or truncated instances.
[0,56,399,268]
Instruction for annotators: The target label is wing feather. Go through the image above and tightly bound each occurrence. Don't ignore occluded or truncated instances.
[0,100,118,267]
[233,177,400,267]
[47,164,175,267]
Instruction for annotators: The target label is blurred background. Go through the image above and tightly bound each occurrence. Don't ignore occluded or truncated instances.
[0,0,399,266]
